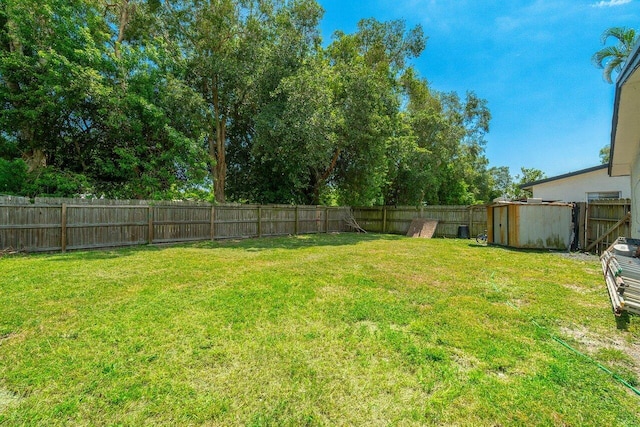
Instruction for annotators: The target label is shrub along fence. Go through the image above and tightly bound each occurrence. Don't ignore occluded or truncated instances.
[0,197,350,253]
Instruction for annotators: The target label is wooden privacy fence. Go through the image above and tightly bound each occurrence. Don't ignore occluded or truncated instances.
[2,196,631,254]
[352,205,487,238]
[576,199,632,254]
[0,198,350,253]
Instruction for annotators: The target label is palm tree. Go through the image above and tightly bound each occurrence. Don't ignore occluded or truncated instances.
[592,27,638,84]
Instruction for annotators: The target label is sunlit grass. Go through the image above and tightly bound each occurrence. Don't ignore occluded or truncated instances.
[1,234,639,425]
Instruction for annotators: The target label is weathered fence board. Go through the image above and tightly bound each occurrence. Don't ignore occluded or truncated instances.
[66,205,149,250]
[153,205,211,243]
[214,205,260,239]
[585,199,631,254]
[0,205,62,252]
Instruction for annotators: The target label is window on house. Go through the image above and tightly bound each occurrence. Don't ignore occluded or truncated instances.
[587,191,621,201]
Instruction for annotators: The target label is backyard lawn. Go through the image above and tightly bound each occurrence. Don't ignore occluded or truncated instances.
[1,233,639,426]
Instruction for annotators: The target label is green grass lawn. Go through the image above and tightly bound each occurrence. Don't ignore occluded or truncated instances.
[1,233,639,426]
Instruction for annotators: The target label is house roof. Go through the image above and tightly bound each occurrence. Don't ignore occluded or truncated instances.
[520,164,607,190]
[609,38,640,177]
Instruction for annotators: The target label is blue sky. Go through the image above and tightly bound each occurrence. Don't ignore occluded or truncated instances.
[318,0,640,178]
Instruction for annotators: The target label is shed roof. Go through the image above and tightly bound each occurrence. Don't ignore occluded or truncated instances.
[520,164,607,190]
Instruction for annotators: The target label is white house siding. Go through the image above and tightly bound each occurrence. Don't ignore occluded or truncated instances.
[531,168,630,202]
[631,158,640,239]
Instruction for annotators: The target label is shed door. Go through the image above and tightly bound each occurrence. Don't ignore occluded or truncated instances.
[493,206,508,245]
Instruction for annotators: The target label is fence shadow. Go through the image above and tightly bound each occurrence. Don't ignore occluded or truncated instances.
[193,232,405,252]
[43,245,161,262]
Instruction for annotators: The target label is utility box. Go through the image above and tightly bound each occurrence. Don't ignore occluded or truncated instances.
[487,202,574,249]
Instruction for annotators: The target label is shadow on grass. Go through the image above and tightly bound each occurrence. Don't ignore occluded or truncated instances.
[466,242,487,248]
[34,232,408,261]
[616,312,631,330]
[195,232,406,252]
[466,242,571,255]
[43,245,162,262]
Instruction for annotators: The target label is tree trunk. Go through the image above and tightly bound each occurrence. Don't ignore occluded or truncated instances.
[211,79,226,203]
[214,118,227,203]
[114,0,130,60]
[311,148,341,204]
[108,0,131,91]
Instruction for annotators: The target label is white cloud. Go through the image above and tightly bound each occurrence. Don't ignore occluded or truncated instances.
[592,0,632,7]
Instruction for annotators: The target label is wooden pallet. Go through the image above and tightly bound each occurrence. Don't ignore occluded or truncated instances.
[406,219,438,238]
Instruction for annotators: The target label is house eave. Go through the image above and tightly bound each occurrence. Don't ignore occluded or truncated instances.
[610,39,640,177]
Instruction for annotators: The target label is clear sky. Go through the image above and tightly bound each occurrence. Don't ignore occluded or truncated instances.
[318,0,640,178]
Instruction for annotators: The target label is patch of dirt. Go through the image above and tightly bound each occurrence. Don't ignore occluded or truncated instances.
[450,351,480,373]
[0,332,21,346]
[0,388,20,412]
[316,285,349,300]
[559,325,640,379]
[355,321,379,334]
[561,283,590,294]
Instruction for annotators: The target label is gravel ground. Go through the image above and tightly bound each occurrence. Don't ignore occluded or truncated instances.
[553,251,600,263]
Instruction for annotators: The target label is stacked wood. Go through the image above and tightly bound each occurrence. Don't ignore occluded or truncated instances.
[600,238,640,316]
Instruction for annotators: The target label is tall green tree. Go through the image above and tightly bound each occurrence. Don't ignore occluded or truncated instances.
[1,1,497,205]
[0,0,209,198]
[384,69,493,206]
[249,56,336,204]
[0,0,108,193]
[592,26,638,84]
[329,19,425,205]
[225,0,324,204]
[240,17,426,206]
[172,0,284,202]
[384,69,440,206]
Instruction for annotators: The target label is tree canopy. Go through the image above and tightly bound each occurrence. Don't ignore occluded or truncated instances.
[1,0,503,205]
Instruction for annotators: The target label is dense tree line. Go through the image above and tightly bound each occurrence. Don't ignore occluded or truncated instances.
[1,0,504,205]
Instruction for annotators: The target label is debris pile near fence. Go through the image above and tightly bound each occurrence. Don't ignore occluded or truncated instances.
[601,237,640,316]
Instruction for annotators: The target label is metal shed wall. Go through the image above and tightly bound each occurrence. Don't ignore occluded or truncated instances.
[487,203,573,249]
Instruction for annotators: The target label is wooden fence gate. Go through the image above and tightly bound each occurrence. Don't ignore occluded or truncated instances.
[576,199,632,254]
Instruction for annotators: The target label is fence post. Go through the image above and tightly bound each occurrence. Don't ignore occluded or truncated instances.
[61,203,67,252]
[210,206,215,241]
[148,205,154,244]
[258,206,262,238]
[295,206,299,235]
[325,207,329,233]
[382,206,387,234]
